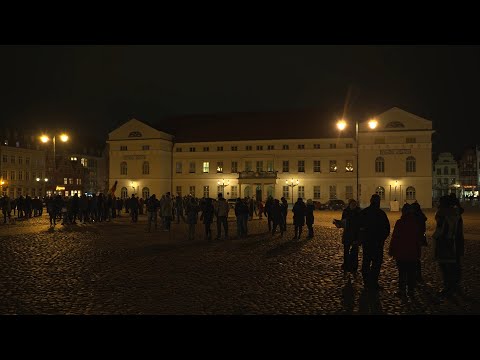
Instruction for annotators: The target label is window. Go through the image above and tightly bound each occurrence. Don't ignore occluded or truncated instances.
[189,162,196,173]
[256,161,263,172]
[267,145,274,150]
[298,160,305,172]
[375,157,385,173]
[189,186,195,197]
[203,147,209,152]
[282,160,289,172]
[81,158,88,167]
[443,166,449,175]
[267,160,274,172]
[451,178,456,185]
[18,171,23,180]
[231,161,238,173]
[217,146,223,151]
[246,145,252,151]
[256,145,263,151]
[443,178,449,184]
[189,147,196,152]
[346,143,353,149]
[313,186,321,199]
[120,162,127,175]
[120,146,127,151]
[375,186,385,200]
[176,186,182,197]
[406,137,416,143]
[25,172,29,181]
[142,187,150,200]
[2,155,6,162]
[282,145,289,150]
[203,162,210,173]
[2,170,6,179]
[374,137,385,144]
[345,160,353,172]
[10,171,15,180]
[11,156,15,164]
[298,186,305,199]
[231,185,238,198]
[329,144,336,149]
[217,185,223,194]
[406,156,416,172]
[330,160,337,172]
[451,168,456,175]
[231,146,238,151]
[314,144,321,149]
[176,147,182,152]
[437,178,442,185]
[121,187,128,199]
[18,156,22,165]
[64,178,68,185]
[406,186,416,200]
[142,161,150,175]
[217,162,223,173]
[346,186,353,200]
[69,178,73,185]
[203,186,209,198]
[298,144,305,150]
[142,145,150,150]
[176,162,183,174]
[283,186,289,199]
[329,185,337,199]
[436,168,441,175]
[245,161,252,171]
[77,179,82,185]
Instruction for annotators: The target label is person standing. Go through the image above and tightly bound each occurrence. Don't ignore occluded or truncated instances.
[411,201,427,283]
[200,198,215,241]
[129,194,139,223]
[161,192,173,231]
[146,194,160,232]
[175,194,186,224]
[215,193,229,240]
[359,194,390,291]
[306,199,315,239]
[185,197,200,240]
[281,197,288,231]
[271,199,285,237]
[235,198,248,239]
[292,198,306,240]
[341,199,361,274]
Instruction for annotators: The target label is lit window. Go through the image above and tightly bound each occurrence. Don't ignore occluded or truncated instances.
[406,187,416,200]
[375,186,385,200]
[64,178,68,184]
[217,162,223,173]
[203,162,210,173]
[346,160,353,172]
[330,160,337,172]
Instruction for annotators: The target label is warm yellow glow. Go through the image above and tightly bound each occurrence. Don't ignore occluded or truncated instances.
[40,135,50,143]
[368,119,378,129]
[60,134,69,142]
[336,120,347,131]
[1,181,4,185]
[45,178,49,182]
[36,178,40,181]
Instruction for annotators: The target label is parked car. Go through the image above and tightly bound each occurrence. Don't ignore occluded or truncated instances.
[325,199,346,210]
[313,201,328,210]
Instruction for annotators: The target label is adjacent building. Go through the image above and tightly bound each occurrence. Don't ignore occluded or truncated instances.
[458,147,478,200]
[432,152,459,200]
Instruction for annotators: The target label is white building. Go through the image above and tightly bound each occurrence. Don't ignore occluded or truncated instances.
[432,152,460,200]
[108,107,434,208]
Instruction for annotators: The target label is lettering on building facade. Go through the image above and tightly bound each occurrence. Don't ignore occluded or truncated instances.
[380,149,411,155]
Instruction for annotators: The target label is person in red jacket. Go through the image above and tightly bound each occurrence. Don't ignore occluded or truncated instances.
[389,203,424,300]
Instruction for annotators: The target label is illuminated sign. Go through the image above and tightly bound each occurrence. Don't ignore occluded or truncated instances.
[56,186,66,191]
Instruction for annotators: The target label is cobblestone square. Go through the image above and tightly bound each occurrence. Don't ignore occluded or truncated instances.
[1,208,479,315]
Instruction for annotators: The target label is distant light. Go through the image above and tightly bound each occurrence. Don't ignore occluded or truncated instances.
[336,120,347,131]
[36,178,40,181]
[60,134,69,142]
[45,178,49,182]
[40,135,50,143]
[368,119,378,129]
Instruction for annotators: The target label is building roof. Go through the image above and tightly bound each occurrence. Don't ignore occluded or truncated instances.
[156,109,356,143]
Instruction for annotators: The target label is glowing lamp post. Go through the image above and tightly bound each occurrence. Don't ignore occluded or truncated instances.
[286,178,299,207]
[40,133,69,193]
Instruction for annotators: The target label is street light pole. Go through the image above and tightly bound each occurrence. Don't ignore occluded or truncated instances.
[286,179,298,207]
[355,120,359,204]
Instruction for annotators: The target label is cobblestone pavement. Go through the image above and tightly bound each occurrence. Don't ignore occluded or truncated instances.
[1,209,480,315]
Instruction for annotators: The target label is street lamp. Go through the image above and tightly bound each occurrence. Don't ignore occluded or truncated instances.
[1,180,5,196]
[336,118,377,204]
[40,133,69,193]
[285,178,299,207]
[217,179,230,197]
[36,177,49,197]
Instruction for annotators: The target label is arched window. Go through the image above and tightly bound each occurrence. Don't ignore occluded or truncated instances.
[406,186,416,200]
[375,157,385,173]
[142,187,150,199]
[121,187,128,199]
[443,166,448,175]
[142,161,149,175]
[375,186,385,200]
[406,156,416,173]
[385,121,405,128]
[120,162,127,175]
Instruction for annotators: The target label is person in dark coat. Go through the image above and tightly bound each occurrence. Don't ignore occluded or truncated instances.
[359,194,390,291]
[200,198,215,241]
[265,196,274,232]
[340,199,361,273]
[185,197,200,240]
[235,198,249,238]
[389,203,424,299]
[305,199,315,239]
[280,197,288,231]
[271,199,285,236]
[411,201,427,283]
[129,194,139,223]
[292,198,306,240]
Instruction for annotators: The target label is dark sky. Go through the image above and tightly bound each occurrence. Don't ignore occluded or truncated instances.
[1,45,479,156]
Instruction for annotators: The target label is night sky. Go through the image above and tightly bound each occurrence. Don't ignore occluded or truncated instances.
[1,45,479,157]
